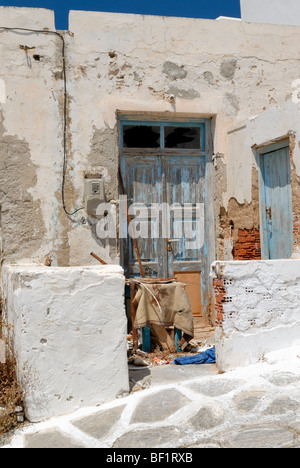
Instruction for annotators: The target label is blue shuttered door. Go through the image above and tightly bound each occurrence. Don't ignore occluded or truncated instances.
[260,146,293,259]
[120,155,163,277]
[120,154,206,278]
[164,155,205,277]
[120,120,208,279]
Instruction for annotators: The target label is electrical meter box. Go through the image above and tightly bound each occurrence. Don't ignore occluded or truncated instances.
[84,178,105,218]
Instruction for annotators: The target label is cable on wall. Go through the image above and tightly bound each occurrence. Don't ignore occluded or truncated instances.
[0,26,84,221]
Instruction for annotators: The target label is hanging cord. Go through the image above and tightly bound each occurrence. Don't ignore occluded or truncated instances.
[0,27,84,220]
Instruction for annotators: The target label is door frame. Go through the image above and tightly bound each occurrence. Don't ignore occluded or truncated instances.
[256,139,292,259]
[118,113,216,320]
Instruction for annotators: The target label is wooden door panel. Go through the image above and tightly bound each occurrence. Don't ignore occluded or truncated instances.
[164,155,206,276]
[261,147,293,259]
[174,271,202,318]
[121,155,164,277]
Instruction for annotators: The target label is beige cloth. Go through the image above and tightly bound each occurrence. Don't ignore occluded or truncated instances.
[132,281,194,337]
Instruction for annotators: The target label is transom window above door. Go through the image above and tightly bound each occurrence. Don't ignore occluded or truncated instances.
[120,120,206,153]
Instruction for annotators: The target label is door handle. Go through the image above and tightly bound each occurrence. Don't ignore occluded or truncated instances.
[266,207,272,220]
[167,239,179,252]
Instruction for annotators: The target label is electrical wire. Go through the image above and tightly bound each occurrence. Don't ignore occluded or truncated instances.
[0,26,84,220]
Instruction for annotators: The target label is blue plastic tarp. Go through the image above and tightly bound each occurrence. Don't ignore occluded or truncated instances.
[173,347,216,365]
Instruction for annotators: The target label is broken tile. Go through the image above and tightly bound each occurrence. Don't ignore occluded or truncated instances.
[187,378,244,397]
[113,426,186,448]
[189,402,225,430]
[263,396,300,415]
[234,388,266,413]
[72,405,126,440]
[221,424,295,449]
[130,389,191,424]
[24,429,85,449]
[264,372,300,387]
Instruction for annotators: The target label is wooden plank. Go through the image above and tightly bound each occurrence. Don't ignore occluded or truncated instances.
[119,166,146,278]
[150,324,177,353]
[90,252,108,265]
[164,155,206,278]
[193,316,215,341]
[174,271,202,317]
[120,155,163,277]
[130,283,138,351]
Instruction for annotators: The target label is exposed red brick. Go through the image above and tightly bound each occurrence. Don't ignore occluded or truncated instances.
[293,217,300,247]
[233,228,261,261]
[213,277,226,327]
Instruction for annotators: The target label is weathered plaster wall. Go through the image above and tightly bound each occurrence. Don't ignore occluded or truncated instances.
[2,264,129,422]
[0,8,68,269]
[218,102,300,260]
[212,259,300,371]
[1,7,300,270]
[66,11,300,265]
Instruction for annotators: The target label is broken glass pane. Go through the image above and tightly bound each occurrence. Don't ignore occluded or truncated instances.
[123,125,161,148]
[164,126,201,149]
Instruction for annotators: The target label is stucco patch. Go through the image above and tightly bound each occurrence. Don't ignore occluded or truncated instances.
[203,71,214,85]
[167,85,200,100]
[163,61,187,81]
[224,93,240,116]
[0,112,46,263]
[220,57,238,80]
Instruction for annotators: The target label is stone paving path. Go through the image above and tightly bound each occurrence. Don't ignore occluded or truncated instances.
[2,346,300,449]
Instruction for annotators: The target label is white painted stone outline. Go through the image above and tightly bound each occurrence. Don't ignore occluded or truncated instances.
[3,347,300,449]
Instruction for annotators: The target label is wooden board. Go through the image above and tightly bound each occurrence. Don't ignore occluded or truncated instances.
[150,324,177,353]
[174,271,202,317]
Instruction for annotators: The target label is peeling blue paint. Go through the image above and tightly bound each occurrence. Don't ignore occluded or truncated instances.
[258,143,293,260]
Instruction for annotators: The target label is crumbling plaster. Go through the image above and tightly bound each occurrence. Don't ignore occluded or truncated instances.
[213,100,300,260]
[66,11,300,264]
[0,113,46,263]
[212,259,300,371]
[0,8,69,268]
[1,7,300,267]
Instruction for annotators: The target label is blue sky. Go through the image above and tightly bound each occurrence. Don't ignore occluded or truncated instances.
[0,0,241,30]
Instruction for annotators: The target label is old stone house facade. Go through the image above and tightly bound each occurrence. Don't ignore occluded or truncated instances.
[1,5,300,420]
[1,7,300,308]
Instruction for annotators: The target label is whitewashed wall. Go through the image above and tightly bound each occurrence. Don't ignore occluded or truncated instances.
[2,264,129,422]
[225,101,300,208]
[2,7,300,267]
[212,259,300,371]
[241,0,300,27]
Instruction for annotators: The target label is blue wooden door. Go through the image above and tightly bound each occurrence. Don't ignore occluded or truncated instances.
[120,155,163,277]
[119,119,213,321]
[120,154,206,278]
[260,146,293,259]
[164,155,206,277]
